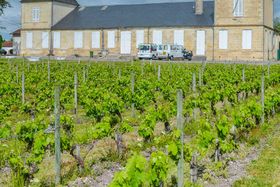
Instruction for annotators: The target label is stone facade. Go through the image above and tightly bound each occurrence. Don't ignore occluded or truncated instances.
[20,0,279,61]
[21,28,215,59]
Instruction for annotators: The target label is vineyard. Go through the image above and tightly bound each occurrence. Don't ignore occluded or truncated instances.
[0,59,280,186]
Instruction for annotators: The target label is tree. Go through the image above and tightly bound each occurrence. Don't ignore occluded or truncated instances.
[0,0,10,15]
[0,35,3,49]
[274,17,280,34]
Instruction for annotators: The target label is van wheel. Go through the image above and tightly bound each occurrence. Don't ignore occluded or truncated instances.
[169,56,174,60]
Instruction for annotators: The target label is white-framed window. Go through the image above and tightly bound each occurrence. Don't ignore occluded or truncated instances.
[219,30,228,49]
[92,31,100,48]
[42,32,49,49]
[53,32,61,49]
[153,30,162,45]
[26,32,33,49]
[74,31,83,49]
[108,31,115,48]
[174,30,184,46]
[242,30,252,49]
[233,0,244,17]
[136,30,144,48]
[32,7,40,22]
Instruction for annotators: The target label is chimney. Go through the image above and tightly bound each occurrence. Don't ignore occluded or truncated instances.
[195,0,203,15]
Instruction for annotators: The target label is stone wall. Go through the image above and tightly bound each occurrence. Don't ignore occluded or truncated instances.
[21,27,214,60]
[214,26,265,61]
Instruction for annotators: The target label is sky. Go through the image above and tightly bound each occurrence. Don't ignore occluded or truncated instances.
[0,0,280,40]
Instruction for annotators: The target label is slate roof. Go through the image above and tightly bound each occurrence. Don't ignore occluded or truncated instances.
[52,1,214,30]
[11,29,21,37]
[21,0,79,6]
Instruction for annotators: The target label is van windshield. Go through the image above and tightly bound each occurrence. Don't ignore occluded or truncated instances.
[139,45,150,51]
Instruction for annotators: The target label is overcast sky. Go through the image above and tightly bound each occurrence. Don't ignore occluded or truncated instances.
[0,0,279,40]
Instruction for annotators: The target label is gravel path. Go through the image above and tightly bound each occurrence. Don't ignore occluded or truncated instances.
[205,146,262,187]
[205,124,280,187]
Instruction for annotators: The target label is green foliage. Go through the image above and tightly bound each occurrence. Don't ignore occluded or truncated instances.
[0,35,3,49]
[150,151,170,186]
[119,121,133,134]
[274,17,280,34]
[91,116,112,139]
[197,120,215,149]
[1,60,280,185]
[110,151,171,187]
[0,123,11,138]
[138,112,157,141]
[216,115,230,140]
[16,117,48,148]
[110,154,149,187]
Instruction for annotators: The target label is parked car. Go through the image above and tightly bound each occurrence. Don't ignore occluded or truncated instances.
[156,44,184,60]
[138,44,157,60]
[183,49,193,61]
[0,49,7,55]
[156,44,168,59]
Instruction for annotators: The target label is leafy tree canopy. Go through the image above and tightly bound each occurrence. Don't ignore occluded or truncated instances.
[274,17,280,34]
[0,35,3,49]
[0,0,10,15]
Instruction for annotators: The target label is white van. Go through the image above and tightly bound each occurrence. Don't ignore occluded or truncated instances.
[156,44,184,60]
[138,44,157,60]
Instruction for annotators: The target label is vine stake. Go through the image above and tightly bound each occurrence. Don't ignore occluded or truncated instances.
[190,152,198,183]
[177,89,184,187]
[22,71,25,104]
[54,86,61,185]
[261,71,265,124]
[48,60,50,82]
[131,72,135,118]
[74,72,78,117]
[192,73,196,92]
[158,65,161,81]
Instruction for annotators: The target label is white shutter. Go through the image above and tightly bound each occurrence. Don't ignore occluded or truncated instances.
[242,30,252,49]
[108,31,115,48]
[239,0,244,16]
[136,30,144,48]
[92,31,100,48]
[219,30,228,49]
[42,32,49,49]
[174,30,184,46]
[196,31,205,55]
[74,32,83,49]
[121,31,132,54]
[26,32,33,49]
[153,30,162,45]
[233,0,243,17]
[53,32,60,49]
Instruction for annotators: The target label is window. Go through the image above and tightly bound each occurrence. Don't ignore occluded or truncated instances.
[153,30,162,45]
[42,32,49,49]
[139,44,150,51]
[74,32,83,49]
[219,30,228,49]
[32,8,40,22]
[242,30,252,49]
[92,31,100,48]
[233,0,244,17]
[174,30,184,46]
[108,31,115,48]
[136,30,144,48]
[26,32,33,49]
[53,32,60,49]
